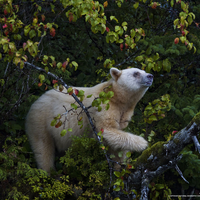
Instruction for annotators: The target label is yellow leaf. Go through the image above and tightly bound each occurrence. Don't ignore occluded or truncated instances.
[103,1,108,8]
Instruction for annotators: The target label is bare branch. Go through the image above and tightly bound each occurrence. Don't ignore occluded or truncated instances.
[127,115,200,197]
[192,135,200,153]
[175,164,189,184]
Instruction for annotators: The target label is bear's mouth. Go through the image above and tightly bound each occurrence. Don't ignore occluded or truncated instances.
[142,81,153,87]
[146,81,153,86]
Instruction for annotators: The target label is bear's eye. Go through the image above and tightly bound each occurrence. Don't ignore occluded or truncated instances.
[133,72,139,77]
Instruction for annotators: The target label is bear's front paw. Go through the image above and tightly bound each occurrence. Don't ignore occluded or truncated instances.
[135,136,148,151]
[128,135,148,152]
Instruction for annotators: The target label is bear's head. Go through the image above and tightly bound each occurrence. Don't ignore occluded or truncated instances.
[110,68,153,94]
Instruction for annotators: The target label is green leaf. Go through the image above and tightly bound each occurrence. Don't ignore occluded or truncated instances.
[71,61,78,70]
[163,59,171,72]
[60,129,67,136]
[105,103,110,110]
[133,2,139,9]
[87,94,93,98]
[126,151,131,158]
[115,26,121,32]
[71,103,78,110]
[114,171,121,177]
[51,119,57,126]
[135,55,144,62]
[110,154,115,158]
[149,115,157,121]
[24,25,31,36]
[118,151,123,157]
[29,29,36,38]
[57,62,62,69]
[110,16,118,23]
[170,0,174,7]
[156,184,165,189]
[114,186,120,191]
[98,105,102,112]
[122,22,127,26]
[67,128,72,132]
[77,90,84,97]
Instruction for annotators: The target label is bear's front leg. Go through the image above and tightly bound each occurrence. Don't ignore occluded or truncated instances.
[102,128,148,170]
[102,128,148,152]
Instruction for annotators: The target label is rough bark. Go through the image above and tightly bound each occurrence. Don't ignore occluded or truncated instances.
[125,113,200,199]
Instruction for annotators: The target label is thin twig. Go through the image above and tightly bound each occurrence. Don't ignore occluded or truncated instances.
[175,164,189,184]
[192,135,200,153]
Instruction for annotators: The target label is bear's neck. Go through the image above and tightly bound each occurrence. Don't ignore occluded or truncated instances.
[104,80,147,110]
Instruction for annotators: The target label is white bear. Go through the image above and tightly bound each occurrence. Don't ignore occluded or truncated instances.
[25,68,153,173]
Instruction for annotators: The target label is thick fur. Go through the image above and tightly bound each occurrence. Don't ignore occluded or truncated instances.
[26,68,153,173]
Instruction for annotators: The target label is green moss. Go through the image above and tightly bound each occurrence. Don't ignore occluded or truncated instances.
[186,111,200,130]
[191,112,200,125]
[133,141,167,169]
[173,138,180,144]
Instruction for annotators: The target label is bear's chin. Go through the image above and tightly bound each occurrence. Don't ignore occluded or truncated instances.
[141,81,153,87]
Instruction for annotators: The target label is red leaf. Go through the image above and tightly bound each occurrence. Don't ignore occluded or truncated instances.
[44,24,47,31]
[172,131,178,135]
[38,83,42,87]
[101,128,104,134]
[23,43,26,50]
[4,30,9,36]
[50,28,56,37]
[106,27,110,32]
[74,89,79,95]
[4,9,8,15]
[52,80,58,84]
[3,24,7,29]
[69,91,73,95]
[52,61,56,68]
[55,121,62,128]
[120,43,123,51]
[127,164,132,169]
[41,15,45,22]
[62,61,68,69]
[69,12,74,23]
[151,2,157,9]
[174,38,179,44]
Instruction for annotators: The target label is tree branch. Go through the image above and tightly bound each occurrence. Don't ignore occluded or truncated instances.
[125,115,200,198]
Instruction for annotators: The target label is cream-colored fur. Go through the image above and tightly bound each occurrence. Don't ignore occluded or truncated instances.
[26,68,153,173]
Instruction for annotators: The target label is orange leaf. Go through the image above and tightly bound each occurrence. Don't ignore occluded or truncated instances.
[50,28,56,37]
[120,43,123,51]
[55,121,62,128]
[41,15,45,22]
[174,38,179,44]
[103,1,108,8]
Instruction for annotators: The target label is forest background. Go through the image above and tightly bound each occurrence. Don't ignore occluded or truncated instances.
[0,0,200,199]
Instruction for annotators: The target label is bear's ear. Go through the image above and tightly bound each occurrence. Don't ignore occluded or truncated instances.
[110,68,121,81]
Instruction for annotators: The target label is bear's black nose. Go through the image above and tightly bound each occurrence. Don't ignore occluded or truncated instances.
[147,74,154,80]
